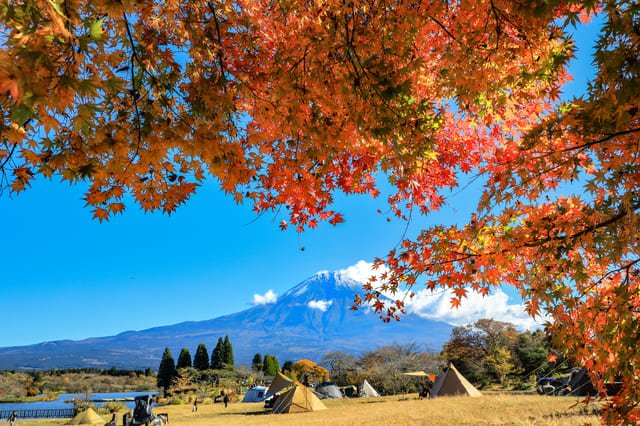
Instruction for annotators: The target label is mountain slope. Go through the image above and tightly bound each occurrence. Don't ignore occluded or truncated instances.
[0,271,453,369]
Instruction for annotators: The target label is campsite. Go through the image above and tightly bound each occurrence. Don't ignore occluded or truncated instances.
[8,394,599,426]
[0,330,610,425]
[3,365,601,425]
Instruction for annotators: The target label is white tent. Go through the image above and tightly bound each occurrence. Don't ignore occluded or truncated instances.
[359,380,380,397]
[242,385,268,403]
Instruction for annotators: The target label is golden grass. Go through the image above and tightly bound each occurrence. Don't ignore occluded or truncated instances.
[16,394,599,426]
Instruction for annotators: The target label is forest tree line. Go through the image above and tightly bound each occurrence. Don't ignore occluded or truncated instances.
[156,319,560,397]
[319,319,560,395]
[156,335,236,395]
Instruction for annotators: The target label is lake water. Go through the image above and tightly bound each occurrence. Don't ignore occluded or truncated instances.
[0,391,158,412]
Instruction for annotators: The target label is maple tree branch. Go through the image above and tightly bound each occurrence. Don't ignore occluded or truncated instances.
[580,258,640,296]
[524,126,640,162]
[347,48,403,119]
[428,16,460,45]
[523,202,640,249]
[122,13,143,165]
[0,142,17,171]
[0,115,33,174]
[489,0,502,50]
[406,200,639,276]
[559,126,640,153]
[488,160,567,207]
[288,47,309,75]
[489,124,637,203]
[241,80,278,106]
[207,1,226,85]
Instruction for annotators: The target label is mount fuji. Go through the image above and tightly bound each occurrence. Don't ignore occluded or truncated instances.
[0,271,453,369]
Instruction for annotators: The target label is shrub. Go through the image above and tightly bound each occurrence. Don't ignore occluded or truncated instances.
[97,401,127,415]
[72,398,96,413]
[167,397,186,405]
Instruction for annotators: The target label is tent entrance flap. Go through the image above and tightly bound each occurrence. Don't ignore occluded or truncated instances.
[272,385,327,414]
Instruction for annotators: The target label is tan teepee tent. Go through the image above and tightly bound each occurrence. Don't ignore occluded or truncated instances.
[431,363,482,398]
[272,385,327,414]
[66,408,105,425]
[265,371,295,398]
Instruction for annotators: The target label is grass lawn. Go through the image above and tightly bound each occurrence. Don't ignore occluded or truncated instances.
[15,394,599,425]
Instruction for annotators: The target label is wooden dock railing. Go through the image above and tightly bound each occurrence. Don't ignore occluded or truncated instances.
[0,408,75,419]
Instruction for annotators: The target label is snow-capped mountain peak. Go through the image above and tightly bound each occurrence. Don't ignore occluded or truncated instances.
[0,268,452,369]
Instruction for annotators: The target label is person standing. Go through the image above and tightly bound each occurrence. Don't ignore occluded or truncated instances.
[106,413,117,426]
[192,399,198,414]
[8,411,17,426]
[223,393,229,408]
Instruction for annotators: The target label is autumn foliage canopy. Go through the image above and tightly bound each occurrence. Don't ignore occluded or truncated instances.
[292,359,330,383]
[0,0,638,422]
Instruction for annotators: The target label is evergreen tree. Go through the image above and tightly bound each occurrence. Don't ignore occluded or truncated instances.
[157,347,177,396]
[211,337,224,369]
[252,353,263,372]
[262,355,280,376]
[176,348,192,369]
[193,343,210,371]
[516,330,551,376]
[223,335,234,367]
[281,360,294,375]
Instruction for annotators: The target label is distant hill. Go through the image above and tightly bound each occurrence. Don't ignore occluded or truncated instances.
[0,271,453,369]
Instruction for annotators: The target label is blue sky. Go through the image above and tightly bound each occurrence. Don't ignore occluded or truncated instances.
[0,17,602,347]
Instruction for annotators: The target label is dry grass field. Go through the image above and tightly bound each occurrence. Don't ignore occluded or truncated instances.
[15,394,599,426]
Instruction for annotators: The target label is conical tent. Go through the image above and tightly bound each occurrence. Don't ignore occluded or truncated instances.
[266,371,295,398]
[66,408,105,425]
[359,380,380,397]
[431,363,482,398]
[272,385,327,414]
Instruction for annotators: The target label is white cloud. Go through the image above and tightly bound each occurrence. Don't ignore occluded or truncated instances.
[406,288,546,330]
[252,290,277,305]
[337,260,545,330]
[307,299,333,312]
[338,260,389,287]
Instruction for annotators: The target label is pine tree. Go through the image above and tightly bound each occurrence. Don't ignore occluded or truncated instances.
[176,348,192,369]
[157,347,177,396]
[281,360,294,375]
[252,353,263,372]
[211,337,224,370]
[223,335,234,368]
[193,343,209,371]
[262,355,280,376]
